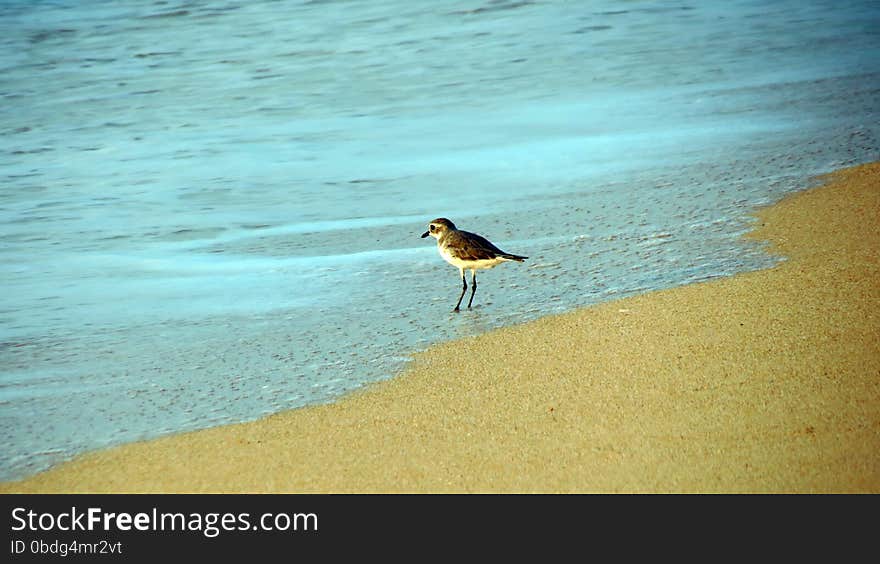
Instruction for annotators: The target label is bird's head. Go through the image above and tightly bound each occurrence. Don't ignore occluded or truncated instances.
[421,218,456,240]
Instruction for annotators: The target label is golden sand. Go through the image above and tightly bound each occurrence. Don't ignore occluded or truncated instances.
[3,163,879,493]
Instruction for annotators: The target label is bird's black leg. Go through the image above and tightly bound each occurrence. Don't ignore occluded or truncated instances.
[453,269,467,312]
[467,270,477,308]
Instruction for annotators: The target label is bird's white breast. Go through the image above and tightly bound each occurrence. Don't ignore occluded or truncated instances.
[438,244,505,270]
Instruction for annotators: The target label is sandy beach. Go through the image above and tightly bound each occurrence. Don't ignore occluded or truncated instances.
[3,163,878,493]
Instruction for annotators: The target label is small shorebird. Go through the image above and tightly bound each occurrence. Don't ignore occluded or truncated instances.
[421,218,527,311]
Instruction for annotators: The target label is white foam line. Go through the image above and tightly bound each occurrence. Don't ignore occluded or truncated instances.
[161,213,433,252]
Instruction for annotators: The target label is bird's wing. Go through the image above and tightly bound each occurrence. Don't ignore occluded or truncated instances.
[447,230,508,261]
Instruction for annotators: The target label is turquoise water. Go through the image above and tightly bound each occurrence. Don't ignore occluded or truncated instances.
[1,0,878,480]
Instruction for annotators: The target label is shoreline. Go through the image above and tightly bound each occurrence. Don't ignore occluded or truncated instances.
[2,162,879,493]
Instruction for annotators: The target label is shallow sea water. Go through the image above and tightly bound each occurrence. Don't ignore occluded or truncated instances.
[1,0,878,479]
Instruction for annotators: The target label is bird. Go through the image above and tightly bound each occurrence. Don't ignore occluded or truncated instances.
[421,218,527,312]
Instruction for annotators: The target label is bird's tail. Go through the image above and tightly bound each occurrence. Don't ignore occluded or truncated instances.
[501,254,527,262]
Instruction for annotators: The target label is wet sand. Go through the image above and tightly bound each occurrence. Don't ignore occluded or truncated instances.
[3,163,879,493]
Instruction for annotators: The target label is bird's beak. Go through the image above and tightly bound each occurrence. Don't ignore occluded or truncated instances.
[420,231,429,238]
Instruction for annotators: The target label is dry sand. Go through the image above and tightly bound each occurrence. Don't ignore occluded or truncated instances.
[3,163,879,493]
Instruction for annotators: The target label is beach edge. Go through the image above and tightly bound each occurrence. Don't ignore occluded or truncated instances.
[3,162,879,493]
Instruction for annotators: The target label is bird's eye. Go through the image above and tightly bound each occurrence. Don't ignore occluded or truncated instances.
[429,225,435,232]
